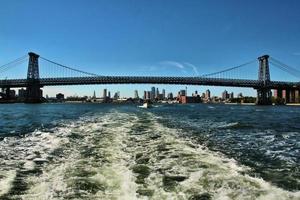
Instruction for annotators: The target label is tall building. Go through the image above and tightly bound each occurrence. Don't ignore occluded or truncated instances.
[222,90,229,100]
[229,92,234,99]
[93,90,96,99]
[143,91,147,99]
[103,89,107,98]
[167,92,173,99]
[18,88,27,98]
[151,87,155,100]
[108,91,111,99]
[155,88,159,98]
[134,90,139,99]
[113,91,120,100]
[178,90,186,96]
[162,89,166,99]
[146,91,151,100]
[205,89,211,99]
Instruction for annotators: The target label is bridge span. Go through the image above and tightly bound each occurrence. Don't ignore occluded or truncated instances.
[0,77,299,89]
[0,52,300,105]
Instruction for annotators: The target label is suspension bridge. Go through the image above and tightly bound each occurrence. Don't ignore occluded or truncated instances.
[0,52,300,104]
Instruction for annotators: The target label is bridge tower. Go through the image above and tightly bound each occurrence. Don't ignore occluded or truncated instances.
[26,52,42,103]
[256,55,272,105]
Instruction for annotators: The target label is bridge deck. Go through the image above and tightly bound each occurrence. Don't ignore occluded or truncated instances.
[0,76,299,89]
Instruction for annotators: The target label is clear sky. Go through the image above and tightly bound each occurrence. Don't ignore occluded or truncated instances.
[0,0,300,97]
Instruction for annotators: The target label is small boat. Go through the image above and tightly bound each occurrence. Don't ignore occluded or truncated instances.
[139,102,152,108]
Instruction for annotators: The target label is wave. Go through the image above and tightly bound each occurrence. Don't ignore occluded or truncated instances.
[0,110,299,199]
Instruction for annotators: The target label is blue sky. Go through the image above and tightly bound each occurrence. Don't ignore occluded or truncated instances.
[0,0,300,97]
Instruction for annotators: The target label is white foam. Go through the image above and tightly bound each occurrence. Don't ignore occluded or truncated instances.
[1,110,299,200]
[0,170,16,196]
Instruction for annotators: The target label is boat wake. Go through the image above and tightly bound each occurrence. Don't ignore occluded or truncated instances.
[0,111,299,199]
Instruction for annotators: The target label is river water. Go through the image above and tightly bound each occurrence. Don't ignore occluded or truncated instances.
[0,103,299,200]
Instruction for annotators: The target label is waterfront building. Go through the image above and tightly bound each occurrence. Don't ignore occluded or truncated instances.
[92,90,96,99]
[134,90,139,99]
[113,91,120,100]
[103,89,107,98]
[167,92,173,100]
[229,92,234,99]
[155,88,159,98]
[9,90,16,98]
[178,90,186,96]
[18,88,27,98]
[146,91,151,100]
[193,90,198,97]
[205,89,211,99]
[151,87,155,100]
[56,93,65,100]
[162,89,166,99]
[108,91,111,99]
[222,90,229,100]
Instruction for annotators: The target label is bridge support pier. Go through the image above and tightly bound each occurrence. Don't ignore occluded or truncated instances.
[25,52,42,103]
[256,88,272,105]
[26,81,42,103]
[256,55,272,105]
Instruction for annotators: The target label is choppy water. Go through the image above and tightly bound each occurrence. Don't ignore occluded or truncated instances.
[0,103,299,200]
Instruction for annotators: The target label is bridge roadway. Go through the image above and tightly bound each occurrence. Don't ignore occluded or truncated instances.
[0,76,300,89]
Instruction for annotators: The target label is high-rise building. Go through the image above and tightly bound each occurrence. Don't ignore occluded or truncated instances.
[237,92,243,98]
[113,91,120,100]
[179,90,186,96]
[162,89,166,99]
[18,88,27,98]
[155,88,159,98]
[93,90,96,99]
[143,91,147,99]
[151,87,155,100]
[134,90,139,99]
[103,89,107,98]
[205,89,211,99]
[108,91,111,99]
[229,92,234,99]
[222,90,229,100]
[167,92,173,99]
[146,91,151,100]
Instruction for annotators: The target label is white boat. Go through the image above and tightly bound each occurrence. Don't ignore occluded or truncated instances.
[138,102,151,108]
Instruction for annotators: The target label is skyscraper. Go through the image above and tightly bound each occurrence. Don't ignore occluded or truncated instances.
[134,90,139,99]
[205,89,211,99]
[93,90,96,99]
[162,89,166,99]
[179,90,186,96]
[222,90,228,100]
[103,89,107,98]
[146,91,151,100]
[113,91,120,100]
[155,88,159,98]
[167,92,173,99]
[151,87,155,100]
[108,91,111,99]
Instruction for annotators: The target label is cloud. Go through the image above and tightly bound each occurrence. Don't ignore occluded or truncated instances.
[141,61,200,76]
[184,62,199,76]
[159,61,185,69]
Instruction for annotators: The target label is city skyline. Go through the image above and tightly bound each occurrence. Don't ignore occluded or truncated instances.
[41,86,244,99]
